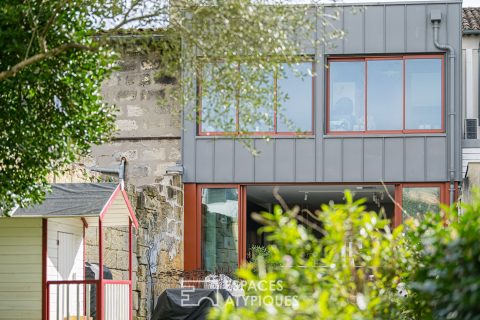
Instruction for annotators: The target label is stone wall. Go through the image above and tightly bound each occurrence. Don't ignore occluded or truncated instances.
[86,45,181,186]
[80,42,185,319]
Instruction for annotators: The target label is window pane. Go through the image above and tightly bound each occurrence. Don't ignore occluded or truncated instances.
[367,60,403,130]
[201,64,237,133]
[405,58,442,130]
[329,61,365,132]
[239,64,274,133]
[277,63,313,132]
[402,187,440,221]
[202,188,239,273]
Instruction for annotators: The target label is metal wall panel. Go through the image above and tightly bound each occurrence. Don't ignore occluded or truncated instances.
[406,5,427,52]
[364,138,383,181]
[405,138,426,181]
[384,138,405,182]
[343,139,363,182]
[365,6,385,53]
[213,140,234,182]
[234,140,255,182]
[426,137,448,181]
[324,139,343,181]
[182,2,461,184]
[385,5,406,53]
[195,139,214,182]
[343,8,364,53]
[254,140,275,182]
[275,140,295,182]
[296,139,316,182]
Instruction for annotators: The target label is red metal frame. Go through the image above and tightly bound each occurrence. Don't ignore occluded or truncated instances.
[326,54,445,135]
[98,185,139,229]
[42,219,47,320]
[190,184,246,271]
[393,182,450,227]
[185,182,454,270]
[197,61,315,137]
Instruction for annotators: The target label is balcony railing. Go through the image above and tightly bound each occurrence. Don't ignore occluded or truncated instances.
[47,280,130,320]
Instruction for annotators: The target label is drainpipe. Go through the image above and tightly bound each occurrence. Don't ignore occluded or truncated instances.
[431,10,456,205]
[89,157,127,189]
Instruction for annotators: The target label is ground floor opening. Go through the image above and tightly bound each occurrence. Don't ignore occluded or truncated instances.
[184,182,453,273]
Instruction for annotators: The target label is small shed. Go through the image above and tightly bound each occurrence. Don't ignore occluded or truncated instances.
[0,183,138,320]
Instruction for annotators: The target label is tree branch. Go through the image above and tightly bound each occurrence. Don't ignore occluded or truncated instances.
[0,43,96,81]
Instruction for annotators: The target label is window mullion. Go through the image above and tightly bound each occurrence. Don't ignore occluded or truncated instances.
[364,60,368,133]
[236,62,240,134]
[402,58,406,132]
[274,65,278,134]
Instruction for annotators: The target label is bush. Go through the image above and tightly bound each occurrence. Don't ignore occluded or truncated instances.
[210,192,416,320]
[209,190,480,320]
[407,190,480,319]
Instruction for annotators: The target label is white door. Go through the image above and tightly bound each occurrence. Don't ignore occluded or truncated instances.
[57,231,84,318]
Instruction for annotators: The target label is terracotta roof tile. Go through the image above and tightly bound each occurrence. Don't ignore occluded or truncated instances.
[463,7,480,31]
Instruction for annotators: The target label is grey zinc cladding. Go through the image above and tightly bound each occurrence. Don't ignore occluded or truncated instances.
[182,1,462,184]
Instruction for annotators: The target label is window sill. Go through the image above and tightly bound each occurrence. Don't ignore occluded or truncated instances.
[195,134,315,139]
[323,133,447,138]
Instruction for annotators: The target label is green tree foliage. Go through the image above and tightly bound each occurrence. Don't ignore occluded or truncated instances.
[0,0,343,213]
[0,0,117,213]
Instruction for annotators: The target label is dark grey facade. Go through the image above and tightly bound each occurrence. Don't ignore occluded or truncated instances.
[182,0,462,184]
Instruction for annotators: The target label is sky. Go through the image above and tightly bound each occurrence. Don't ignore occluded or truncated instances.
[331,0,480,6]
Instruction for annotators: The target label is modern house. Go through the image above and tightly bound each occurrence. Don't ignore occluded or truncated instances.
[0,183,138,320]
[182,0,463,272]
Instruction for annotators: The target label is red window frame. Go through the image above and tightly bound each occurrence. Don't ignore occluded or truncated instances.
[393,182,450,227]
[195,184,247,271]
[326,54,445,135]
[197,61,315,136]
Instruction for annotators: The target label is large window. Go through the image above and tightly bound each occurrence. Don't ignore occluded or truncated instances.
[327,55,444,134]
[199,62,314,135]
[201,188,239,273]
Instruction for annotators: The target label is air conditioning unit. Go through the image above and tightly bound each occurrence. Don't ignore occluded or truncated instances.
[465,118,478,139]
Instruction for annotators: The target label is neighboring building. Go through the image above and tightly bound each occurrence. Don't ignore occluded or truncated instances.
[462,8,480,196]
[182,0,463,272]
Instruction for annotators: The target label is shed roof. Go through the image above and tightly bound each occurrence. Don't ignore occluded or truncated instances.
[12,183,138,228]
[463,8,480,32]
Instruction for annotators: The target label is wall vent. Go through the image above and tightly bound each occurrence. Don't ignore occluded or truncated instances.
[465,118,478,139]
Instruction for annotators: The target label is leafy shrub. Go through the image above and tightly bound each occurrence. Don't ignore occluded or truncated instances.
[406,190,480,320]
[210,192,416,320]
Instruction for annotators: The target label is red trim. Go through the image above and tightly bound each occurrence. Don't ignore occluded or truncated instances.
[121,188,139,229]
[239,185,247,266]
[103,280,132,284]
[83,218,87,314]
[99,184,139,229]
[393,183,449,227]
[98,218,104,320]
[47,280,99,285]
[394,184,403,227]
[184,184,198,271]
[326,54,445,135]
[197,61,315,136]
[42,219,47,320]
[128,219,133,320]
